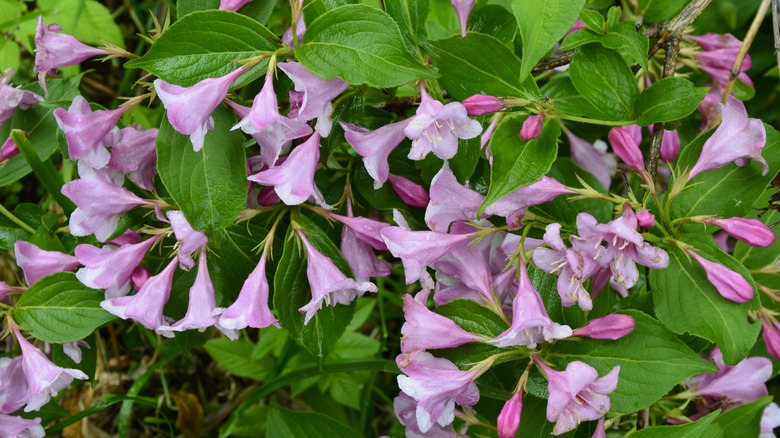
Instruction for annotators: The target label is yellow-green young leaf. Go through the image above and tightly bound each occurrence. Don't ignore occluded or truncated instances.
[296,4,437,87]
[546,311,718,412]
[651,236,761,365]
[156,106,247,231]
[479,116,560,216]
[125,10,275,88]
[419,32,540,101]
[512,0,586,82]
[14,272,115,343]
[569,44,639,121]
[0,34,19,71]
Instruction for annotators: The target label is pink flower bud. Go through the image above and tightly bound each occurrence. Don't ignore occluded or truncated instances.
[520,115,543,141]
[0,135,19,161]
[762,319,780,362]
[131,266,149,291]
[573,314,635,340]
[686,249,754,303]
[636,210,655,227]
[608,127,646,172]
[702,217,776,248]
[497,392,523,438]
[388,174,429,208]
[462,94,509,116]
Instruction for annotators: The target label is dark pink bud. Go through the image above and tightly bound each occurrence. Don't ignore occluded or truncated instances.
[608,127,646,172]
[762,319,780,362]
[686,249,754,303]
[636,210,655,227]
[462,94,508,116]
[388,174,429,208]
[131,266,149,290]
[0,135,19,161]
[520,115,543,141]
[497,391,523,438]
[573,314,635,340]
[702,217,776,248]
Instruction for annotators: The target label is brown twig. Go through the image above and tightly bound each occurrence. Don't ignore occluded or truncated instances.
[721,0,772,101]
[637,407,650,429]
[773,0,780,74]
[647,0,713,180]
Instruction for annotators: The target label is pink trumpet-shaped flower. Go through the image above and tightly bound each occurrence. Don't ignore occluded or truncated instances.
[101,258,178,330]
[690,347,771,406]
[608,127,646,173]
[462,94,509,116]
[520,115,543,141]
[0,414,45,438]
[761,402,780,438]
[451,0,475,37]
[484,176,575,230]
[393,393,460,438]
[0,357,29,414]
[687,33,752,88]
[75,234,160,298]
[404,85,482,161]
[297,230,377,324]
[762,319,780,362]
[702,217,776,248]
[155,67,245,151]
[248,133,322,206]
[53,96,127,169]
[13,327,88,412]
[165,210,209,271]
[688,95,766,180]
[34,16,111,97]
[497,392,523,438]
[396,351,482,433]
[14,241,79,286]
[327,210,389,251]
[382,227,472,285]
[400,293,484,352]
[340,119,411,189]
[282,14,306,50]
[219,0,253,11]
[388,174,429,208]
[686,249,754,303]
[157,249,235,338]
[573,314,635,340]
[217,253,279,331]
[336,202,390,282]
[425,165,484,232]
[0,74,43,126]
[592,418,607,438]
[62,162,151,241]
[492,262,572,348]
[278,62,348,137]
[567,131,616,191]
[533,357,620,435]
[107,125,158,190]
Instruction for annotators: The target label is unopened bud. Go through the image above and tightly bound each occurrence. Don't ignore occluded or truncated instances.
[388,174,429,208]
[520,115,543,141]
[462,94,509,116]
[497,391,523,438]
[686,249,754,303]
[636,210,655,227]
[608,127,646,172]
[702,217,776,248]
[573,314,635,340]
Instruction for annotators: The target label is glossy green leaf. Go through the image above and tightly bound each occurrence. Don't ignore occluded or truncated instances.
[266,404,361,438]
[14,272,116,343]
[273,224,355,365]
[468,5,517,44]
[38,0,124,47]
[156,106,247,231]
[296,4,436,87]
[125,10,274,88]
[540,73,605,118]
[569,43,639,121]
[630,412,721,438]
[579,9,605,33]
[204,338,273,380]
[546,310,718,412]
[512,0,586,82]
[177,0,218,17]
[711,396,773,438]
[420,32,540,101]
[480,116,560,215]
[559,28,603,51]
[638,0,688,23]
[601,21,650,72]
[637,77,709,126]
[434,299,509,338]
[385,0,429,55]
[651,236,761,364]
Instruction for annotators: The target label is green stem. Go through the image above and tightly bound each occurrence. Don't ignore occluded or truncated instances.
[555,114,637,126]
[0,203,35,233]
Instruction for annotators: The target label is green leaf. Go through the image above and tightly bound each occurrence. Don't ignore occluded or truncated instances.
[579,9,605,34]
[156,106,247,231]
[13,272,115,343]
[434,299,509,338]
[512,0,586,82]
[177,0,218,17]
[711,396,773,438]
[540,73,605,118]
[273,226,355,365]
[37,0,124,47]
[125,10,275,88]
[637,77,709,126]
[419,32,540,101]
[219,404,268,438]
[546,310,718,412]
[651,236,761,364]
[296,4,436,87]
[468,5,517,44]
[209,222,269,303]
[637,0,687,23]
[569,43,639,121]
[514,394,576,438]
[559,28,603,51]
[672,124,780,221]
[630,411,721,438]
[605,5,621,29]
[601,21,650,72]
[385,0,429,56]
[0,38,19,71]
[480,117,560,215]
[266,404,361,438]
[204,338,273,380]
